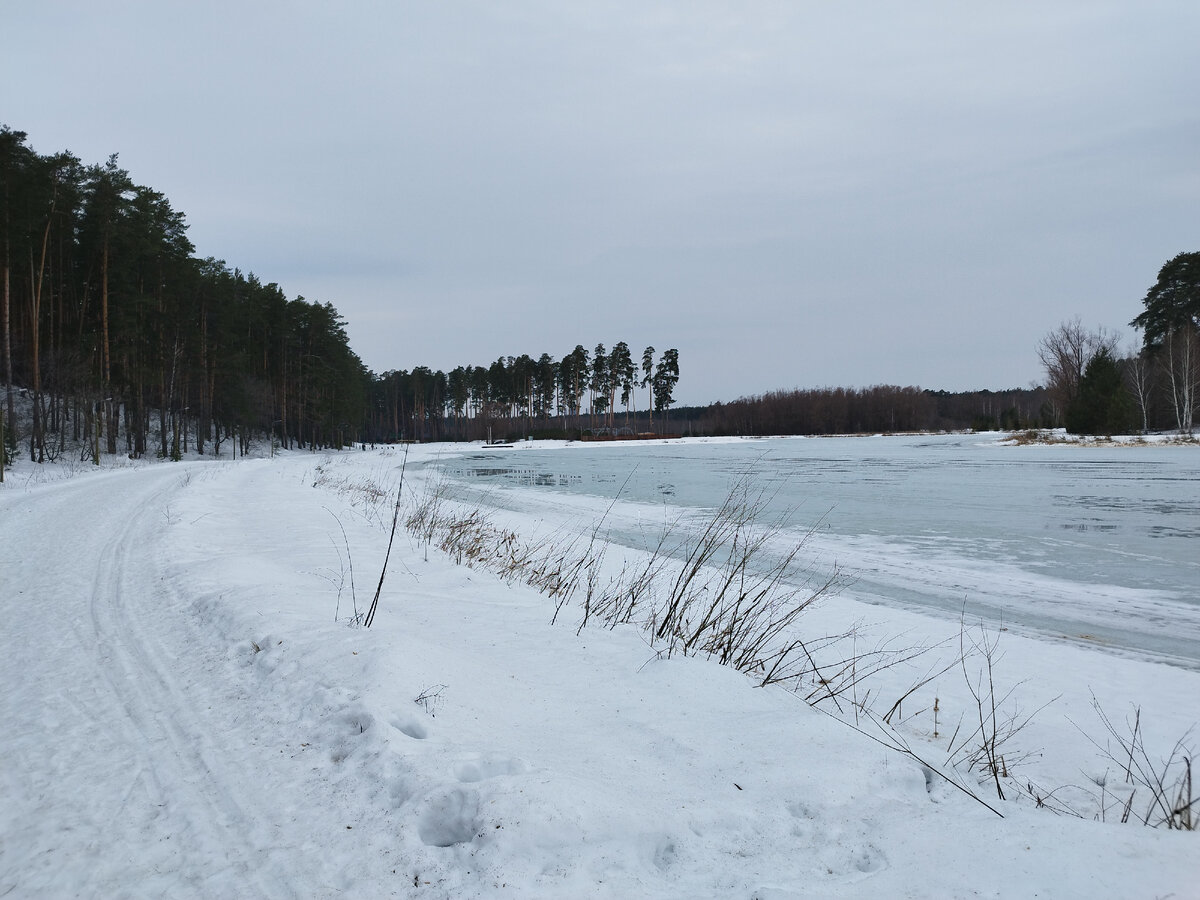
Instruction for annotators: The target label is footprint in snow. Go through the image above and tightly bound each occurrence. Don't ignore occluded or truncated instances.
[814,827,888,879]
[453,752,527,783]
[838,842,887,876]
[338,709,374,734]
[388,712,430,741]
[652,836,678,871]
[328,709,377,763]
[417,787,479,847]
[785,801,888,879]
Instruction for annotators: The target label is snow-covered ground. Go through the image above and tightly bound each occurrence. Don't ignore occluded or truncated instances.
[1,441,1196,898]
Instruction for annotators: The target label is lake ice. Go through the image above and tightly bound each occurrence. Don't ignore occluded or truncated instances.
[432,433,1200,667]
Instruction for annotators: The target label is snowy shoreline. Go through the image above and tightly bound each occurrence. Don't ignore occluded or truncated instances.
[1,442,1196,898]
[430,432,1200,667]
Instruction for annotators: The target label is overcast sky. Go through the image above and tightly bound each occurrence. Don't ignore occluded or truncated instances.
[5,2,1197,404]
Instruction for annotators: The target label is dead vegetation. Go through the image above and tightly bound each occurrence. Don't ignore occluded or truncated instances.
[309,455,1196,829]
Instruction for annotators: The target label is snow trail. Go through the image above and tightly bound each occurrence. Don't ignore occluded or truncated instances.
[1,466,319,897]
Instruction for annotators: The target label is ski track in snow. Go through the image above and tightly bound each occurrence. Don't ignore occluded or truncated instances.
[1,466,324,897]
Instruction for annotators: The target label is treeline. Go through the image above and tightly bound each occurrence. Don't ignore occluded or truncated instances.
[6,122,1187,466]
[688,385,1049,436]
[0,125,689,460]
[1039,324,1191,436]
[1038,250,1200,437]
[1,126,368,462]
[367,345,680,442]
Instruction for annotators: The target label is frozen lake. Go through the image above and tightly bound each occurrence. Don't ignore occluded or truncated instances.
[431,434,1200,668]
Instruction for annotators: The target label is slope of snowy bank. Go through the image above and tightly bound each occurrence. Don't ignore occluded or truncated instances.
[1,444,1195,898]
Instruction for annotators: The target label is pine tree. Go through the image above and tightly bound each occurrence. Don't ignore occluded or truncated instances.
[610,341,635,429]
[652,348,680,429]
[1065,348,1132,435]
[1131,252,1200,432]
[641,346,655,429]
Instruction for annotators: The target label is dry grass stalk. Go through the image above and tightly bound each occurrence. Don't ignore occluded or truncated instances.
[1084,697,1196,830]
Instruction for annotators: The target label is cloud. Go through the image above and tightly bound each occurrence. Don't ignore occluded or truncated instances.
[4,1,1197,403]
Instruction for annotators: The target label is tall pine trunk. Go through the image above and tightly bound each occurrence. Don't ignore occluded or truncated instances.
[28,206,54,462]
[3,257,13,439]
[101,232,118,455]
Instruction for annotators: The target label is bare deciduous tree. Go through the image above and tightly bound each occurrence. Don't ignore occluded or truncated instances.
[1161,325,1199,433]
[1037,318,1118,425]
[1123,340,1154,434]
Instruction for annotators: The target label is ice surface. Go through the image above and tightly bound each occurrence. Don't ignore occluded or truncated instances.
[435,434,1200,665]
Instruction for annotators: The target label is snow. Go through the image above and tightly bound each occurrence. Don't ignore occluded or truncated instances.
[1,440,1196,898]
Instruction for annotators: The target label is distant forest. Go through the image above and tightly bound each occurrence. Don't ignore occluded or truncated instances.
[2,126,1170,467]
[687,386,1048,436]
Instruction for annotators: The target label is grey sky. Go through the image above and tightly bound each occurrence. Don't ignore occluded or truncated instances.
[5,2,1197,404]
